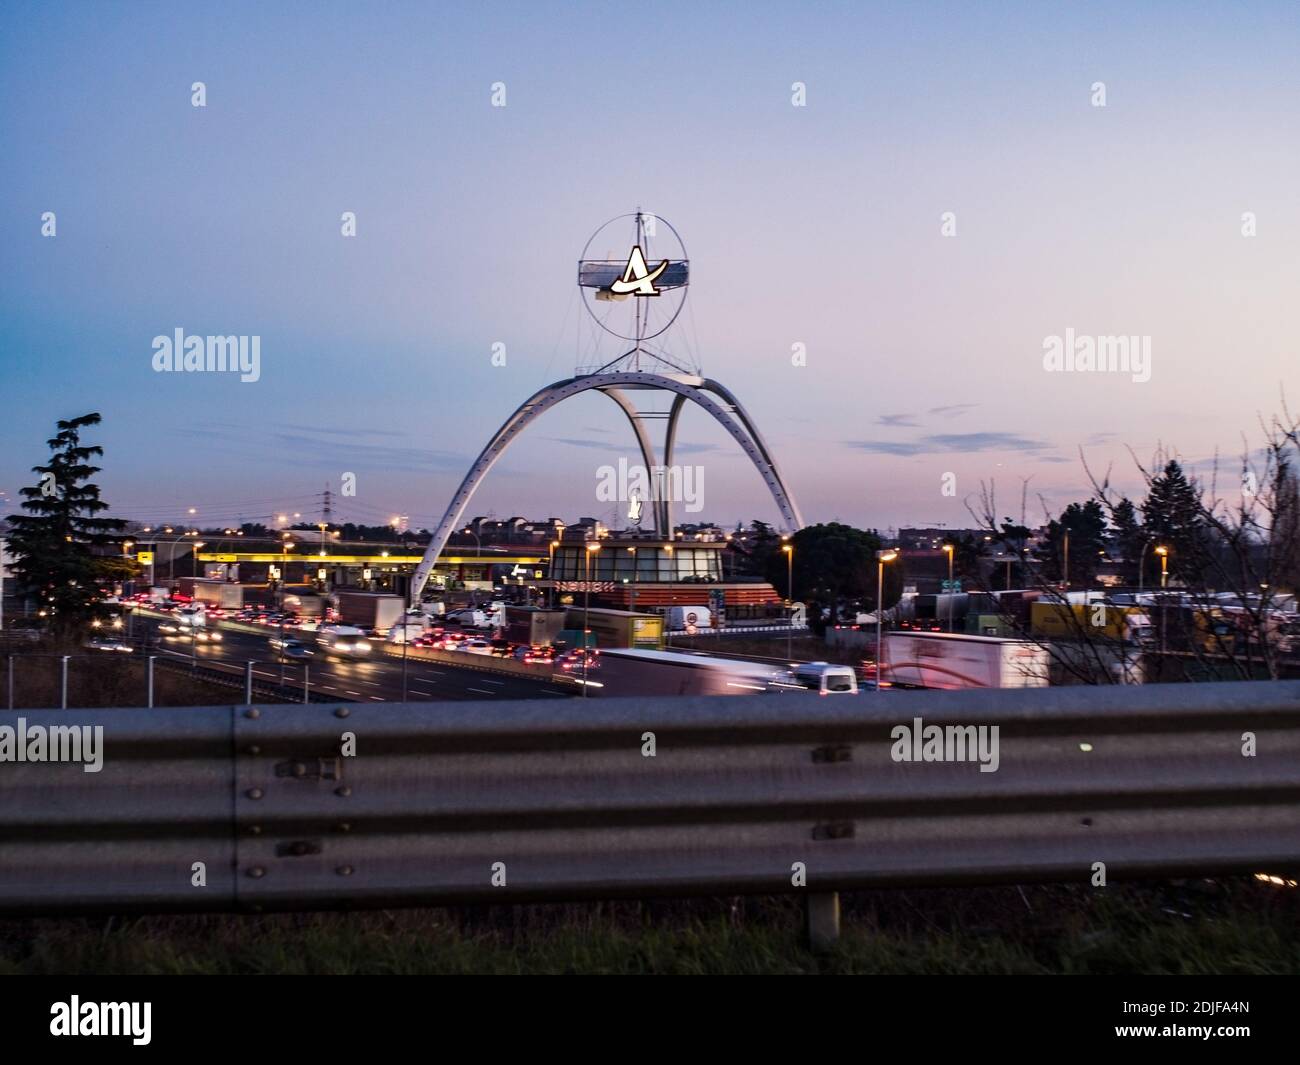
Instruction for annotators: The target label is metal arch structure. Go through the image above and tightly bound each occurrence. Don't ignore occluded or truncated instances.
[408,372,804,603]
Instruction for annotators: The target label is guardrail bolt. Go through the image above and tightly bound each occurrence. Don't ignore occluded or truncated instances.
[247,825,262,835]
[246,787,264,800]
[336,865,354,876]
[335,785,352,797]
[336,822,351,833]
[291,762,307,778]
[244,708,260,720]
[247,866,266,879]
[334,707,350,718]
[246,745,261,756]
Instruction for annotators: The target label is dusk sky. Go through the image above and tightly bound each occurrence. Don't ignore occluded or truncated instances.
[3,1,1297,535]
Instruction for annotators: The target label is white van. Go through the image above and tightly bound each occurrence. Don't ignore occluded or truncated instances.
[317,624,373,659]
[789,662,859,695]
[665,605,712,630]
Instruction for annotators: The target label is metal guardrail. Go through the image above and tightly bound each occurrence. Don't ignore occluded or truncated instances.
[2,681,1299,943]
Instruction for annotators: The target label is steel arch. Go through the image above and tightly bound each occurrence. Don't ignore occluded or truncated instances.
[408,372,803,602]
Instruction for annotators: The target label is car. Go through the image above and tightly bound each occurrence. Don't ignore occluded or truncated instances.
[558,648,601,672]
[157,622,180,634]
[271,639,314,659]
[517,645,557,665]
[85,638,133,653]
[458,638,495,655]
[192,630,223,642]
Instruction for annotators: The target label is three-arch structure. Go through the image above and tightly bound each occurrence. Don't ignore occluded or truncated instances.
[408,372,804,602]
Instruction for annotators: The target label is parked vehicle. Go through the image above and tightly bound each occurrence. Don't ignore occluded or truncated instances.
[1030,600,1153,646]
[664,605,712,631]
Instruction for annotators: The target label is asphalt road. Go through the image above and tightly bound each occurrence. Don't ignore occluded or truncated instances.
[129,616,576,702]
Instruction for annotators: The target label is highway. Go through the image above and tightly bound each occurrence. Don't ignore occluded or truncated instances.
[128,615,576,703]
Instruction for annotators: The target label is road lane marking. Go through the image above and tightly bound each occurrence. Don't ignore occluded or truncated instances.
[467,688,495,695]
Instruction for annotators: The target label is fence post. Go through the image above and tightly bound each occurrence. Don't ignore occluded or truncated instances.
[244,661,254,704]
[147,655,155,708]
[805,892,841,951]
[60,656,69,709]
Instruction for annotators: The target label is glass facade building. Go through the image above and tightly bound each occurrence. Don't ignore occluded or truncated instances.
[552,543,722,584]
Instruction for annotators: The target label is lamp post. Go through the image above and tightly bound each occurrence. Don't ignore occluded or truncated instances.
[663,542,674,648]
[463,526,481,607]
[549,540,560,609]
[627,546,637,612]
[875,549,898,692]
[279,538,294,685]
[582,541,601,698]
[1155,545,1169,656]
[942,543,954,632]
[782,541,793,661]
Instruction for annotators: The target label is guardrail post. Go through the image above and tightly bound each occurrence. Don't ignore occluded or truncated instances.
[60,655,69,709]
[303,663,310,704]
[805,892,840,951]
[147,655,155,708]
[244,661,254,704]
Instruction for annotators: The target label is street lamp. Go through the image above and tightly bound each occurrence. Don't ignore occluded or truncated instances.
[627,546,637,612]
[942,543,954,632]
[549,539,560,609]
[463,526,482,607]
[582,541,601,698]
[1155,545,1169,656]
[782,541,794,660]
[875,549,898,693]
[279,539,295,684]
[664,542,674,648]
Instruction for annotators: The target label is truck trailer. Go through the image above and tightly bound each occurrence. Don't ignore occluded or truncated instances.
[883,631,1049,690]
[333,591,406,633]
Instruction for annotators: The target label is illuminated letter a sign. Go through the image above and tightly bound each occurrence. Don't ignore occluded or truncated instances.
[609,245,668,296]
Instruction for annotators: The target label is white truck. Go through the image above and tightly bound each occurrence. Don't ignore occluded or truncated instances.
[883,631,1049,690]
[596,648,778,696]
[665,605,712,631]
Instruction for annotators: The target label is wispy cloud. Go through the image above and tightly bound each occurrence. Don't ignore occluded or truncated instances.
[877,413,920,428]
[928,404,978,418]
[846,431,1052,455]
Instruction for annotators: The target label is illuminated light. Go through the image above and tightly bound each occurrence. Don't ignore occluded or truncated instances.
[1079,743,1093,752]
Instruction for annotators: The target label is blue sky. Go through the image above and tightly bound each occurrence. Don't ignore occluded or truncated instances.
[2,1,1297,534]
